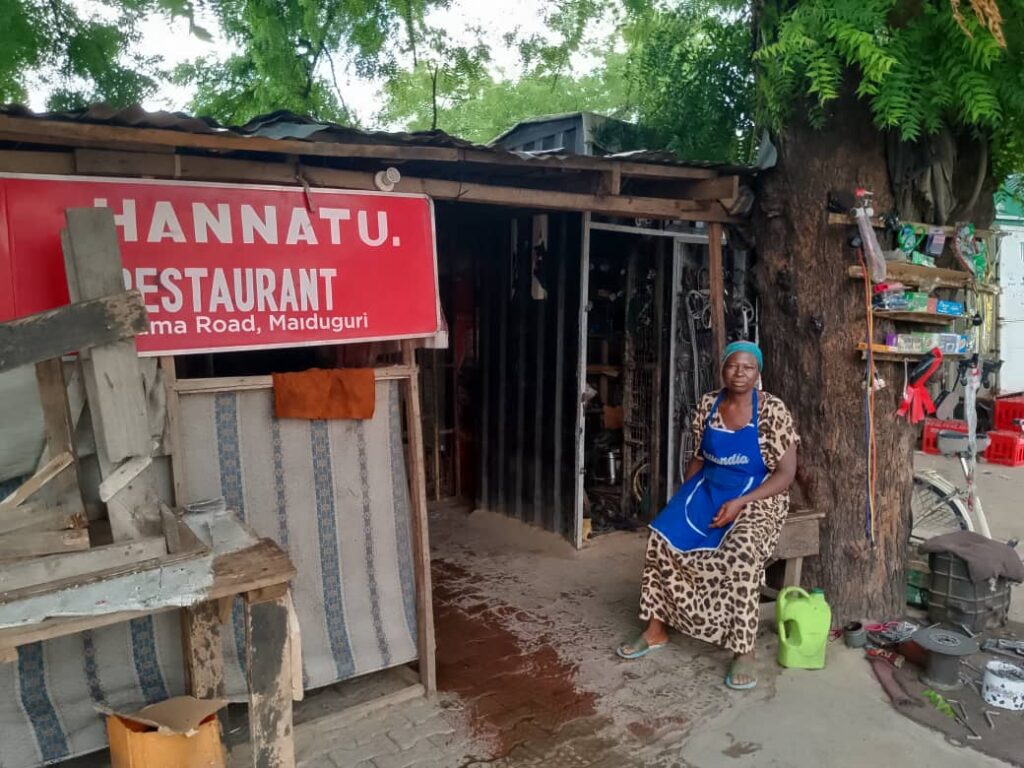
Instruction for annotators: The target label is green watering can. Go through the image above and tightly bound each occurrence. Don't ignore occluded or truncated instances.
[777,586,831,670]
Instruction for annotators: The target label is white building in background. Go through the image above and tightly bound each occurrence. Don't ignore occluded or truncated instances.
[996,189,1024,395]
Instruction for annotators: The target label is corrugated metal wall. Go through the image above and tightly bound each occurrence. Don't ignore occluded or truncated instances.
[476,212,584,542]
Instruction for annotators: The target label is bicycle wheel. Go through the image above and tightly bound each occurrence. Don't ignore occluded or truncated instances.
[910,470,973,547]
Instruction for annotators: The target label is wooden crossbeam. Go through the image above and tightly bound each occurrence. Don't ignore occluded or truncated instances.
[0,292,146,373]
[0,528,90,561]
[1,147,739,221]
[0,114,720,181]
[0,452,73,512]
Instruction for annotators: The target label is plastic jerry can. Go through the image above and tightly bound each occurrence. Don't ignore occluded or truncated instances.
[777,586,831,670]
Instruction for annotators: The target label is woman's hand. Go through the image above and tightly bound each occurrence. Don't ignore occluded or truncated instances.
[710,498,746,528]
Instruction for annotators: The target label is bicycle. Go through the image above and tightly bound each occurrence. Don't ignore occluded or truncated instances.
[910,356,999,545]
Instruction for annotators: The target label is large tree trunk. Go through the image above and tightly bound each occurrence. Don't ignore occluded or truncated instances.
[753,93,914,622]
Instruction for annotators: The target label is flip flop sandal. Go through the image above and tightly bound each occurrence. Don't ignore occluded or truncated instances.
[725,659,758,690]
[616,636,667,660]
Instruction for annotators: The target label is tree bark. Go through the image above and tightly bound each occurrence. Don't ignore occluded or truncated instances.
[753,92,914,622]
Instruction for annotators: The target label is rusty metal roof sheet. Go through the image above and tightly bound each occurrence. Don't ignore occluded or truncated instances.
[0,103,751,173]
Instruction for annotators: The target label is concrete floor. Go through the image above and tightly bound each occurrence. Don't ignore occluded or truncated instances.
[270,451,1023,768]
[73,452,1023,767]
[678,451,1022,768]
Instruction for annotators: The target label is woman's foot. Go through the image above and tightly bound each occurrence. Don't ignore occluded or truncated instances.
[616,620,670,659]
[725,652,757,690]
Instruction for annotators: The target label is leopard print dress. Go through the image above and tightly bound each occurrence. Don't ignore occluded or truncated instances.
[639,390,798,655]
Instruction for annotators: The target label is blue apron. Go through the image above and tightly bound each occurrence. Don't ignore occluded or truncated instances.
[651,390,768,552]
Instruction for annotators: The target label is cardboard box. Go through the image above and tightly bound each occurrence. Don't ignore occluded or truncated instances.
[935,300,964,316]
[103,696,227,768]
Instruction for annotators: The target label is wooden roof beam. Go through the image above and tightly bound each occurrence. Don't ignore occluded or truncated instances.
[0,114,726,183]
[0,147,737,221]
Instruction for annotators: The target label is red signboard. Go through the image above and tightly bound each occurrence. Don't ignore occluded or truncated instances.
[0,174,440,355]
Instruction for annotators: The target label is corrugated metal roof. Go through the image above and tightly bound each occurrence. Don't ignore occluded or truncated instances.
[0,103,753,173]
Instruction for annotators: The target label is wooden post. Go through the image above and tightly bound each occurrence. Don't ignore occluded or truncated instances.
[63,208,159,540]
[708,222,726,377]
[32,359,85,521]
[161,357,188,506]
[244,591,295,768]
[400,341,438,693]
[551,217,568,527]
[573,214,592,548]
[182,601,226,699]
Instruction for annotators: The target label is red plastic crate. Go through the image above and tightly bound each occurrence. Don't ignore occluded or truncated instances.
[983,430,1024,467]
[921,419,968,455]
[995,395,1024,431]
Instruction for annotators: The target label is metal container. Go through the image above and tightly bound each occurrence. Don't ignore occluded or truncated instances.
[605,450,622,485]
[983,660,1024,711]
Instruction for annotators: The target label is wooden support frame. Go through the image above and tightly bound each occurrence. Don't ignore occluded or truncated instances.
[0,292,147,374]
[0,147,740,223]
[163,361,438,696]
[0,114,721,181]
[708,222,727,375]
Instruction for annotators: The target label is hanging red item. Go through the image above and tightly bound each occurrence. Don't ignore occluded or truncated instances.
[896,348,944,424]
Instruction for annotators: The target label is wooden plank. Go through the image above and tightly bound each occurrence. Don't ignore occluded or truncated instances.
[0,503,78,536]
[598,165,622,196]
[170,366,416,395]
[182,600,226,699]
[0,528,89,560]
[551,219,568,524]
[244,583,289,604]
[98,456,153,502]
[572,214,592,547]
[400,341,438,693]
[0,292,147,373]
[680,175,740,201]
[773,517,821,560]
[33,359,85,518]
[0,147,733,220]
[302,166,725,222]
[707,222,726,373]
[0,452,73,511]
[63,210,151,464]
[0,539,293,650]
[0,115,719,181]
[783,557,804,588]
[35,361,87,472]
[73,147,176,177]
[847,262,975,290]
[0,536,166,594]
[245,594,296,768]
[872,310,957,326]
[827,211,993,239]
[0,149,75,174]
[160,357,188,506]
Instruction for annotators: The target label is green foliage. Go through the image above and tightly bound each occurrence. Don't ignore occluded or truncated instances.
[0,0,164,109]
[623,3,756,163]
[379,49,632,144]
[177,0,444,125]
[755,0,1024,175]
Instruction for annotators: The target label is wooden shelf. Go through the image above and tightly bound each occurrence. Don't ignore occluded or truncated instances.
[872,310,958,325]
[829,212,994,239]
[847,262,975,290]
[586,364,620,377]
[856,348,966,363]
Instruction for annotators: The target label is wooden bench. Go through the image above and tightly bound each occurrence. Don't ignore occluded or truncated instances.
[759,507,824,622]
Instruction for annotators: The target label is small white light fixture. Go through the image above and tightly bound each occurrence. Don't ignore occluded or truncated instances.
[374,167,401,192]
